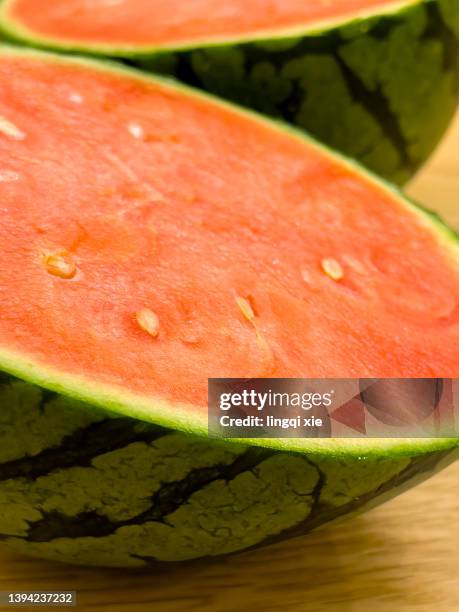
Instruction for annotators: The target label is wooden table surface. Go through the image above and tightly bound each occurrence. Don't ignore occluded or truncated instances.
[1,116,459,612]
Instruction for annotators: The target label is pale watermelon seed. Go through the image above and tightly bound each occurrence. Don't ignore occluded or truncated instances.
[128,122,145,141]
[44,251,77,280]
[321,258,344,281]
[236,296,255,322]
[0,115,25,141]
[0,170,20,182]
[69,93,84,104]
[136,308,160,338]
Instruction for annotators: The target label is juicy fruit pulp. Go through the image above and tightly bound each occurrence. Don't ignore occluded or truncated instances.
[1,50,459,418]
[1,1,459,184]
[1,0,416,48]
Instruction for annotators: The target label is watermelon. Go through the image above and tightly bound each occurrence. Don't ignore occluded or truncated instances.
[0,0,458,185]
[0,47,459,568]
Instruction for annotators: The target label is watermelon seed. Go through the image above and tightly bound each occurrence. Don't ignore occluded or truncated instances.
[69,93,83,104]
[236,296,274,372]
[236,296,255,322]
[44,251,77,280]
[128,122,145,141]
[0,115,25,141]
[321,258,344,281]
[136,308,160,338]
[0,170,19,182]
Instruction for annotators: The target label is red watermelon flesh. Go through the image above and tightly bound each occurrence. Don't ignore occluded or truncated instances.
[3,0,409,48]
[0,49,459,417]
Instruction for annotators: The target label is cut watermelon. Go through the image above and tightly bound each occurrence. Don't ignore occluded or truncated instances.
[0,47,458,567]
[0,0,458,184]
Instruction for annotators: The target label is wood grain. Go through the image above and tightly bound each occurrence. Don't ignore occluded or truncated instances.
[1,116,459,612]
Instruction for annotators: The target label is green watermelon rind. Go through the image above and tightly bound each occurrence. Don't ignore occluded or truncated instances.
[1,0,458,184]
[0,45,458,458]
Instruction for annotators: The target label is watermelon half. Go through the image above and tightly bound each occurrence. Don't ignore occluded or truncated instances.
[0,0,459,184]
[0,47,459,567]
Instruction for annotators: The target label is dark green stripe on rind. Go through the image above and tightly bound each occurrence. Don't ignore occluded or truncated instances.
[0,374,457,567]
[133,448,455,566]
[0,369,169,481]
[0,417,169,482]
[6,447,272,542]
[253,448,453,549]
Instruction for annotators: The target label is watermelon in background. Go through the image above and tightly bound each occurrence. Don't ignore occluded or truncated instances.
[0,0,459,183]
[0,48,458,566]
